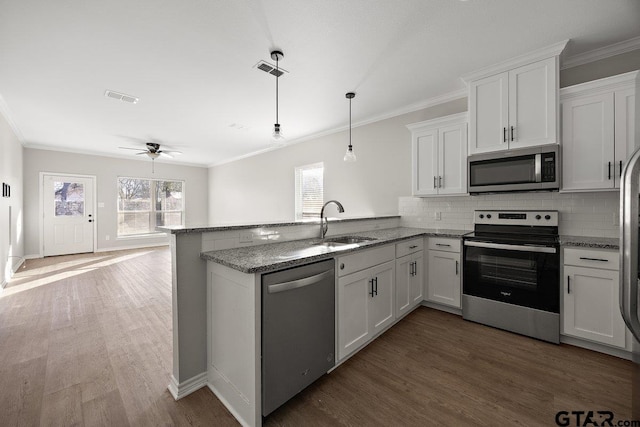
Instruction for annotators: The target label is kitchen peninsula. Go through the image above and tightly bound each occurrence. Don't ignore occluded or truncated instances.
[164,215,466,426]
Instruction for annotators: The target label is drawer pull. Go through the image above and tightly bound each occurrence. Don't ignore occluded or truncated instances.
[436,243,451,247]
[579,257,609,262]
[567,276,571,294]
[409,245,418,249]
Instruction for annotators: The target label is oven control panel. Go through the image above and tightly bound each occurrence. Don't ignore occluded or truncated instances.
[474,210,558,226]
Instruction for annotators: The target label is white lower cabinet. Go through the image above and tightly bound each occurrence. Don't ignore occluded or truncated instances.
[337,246,395,361]
[427,238,461,308]
[395,238,424,318]
[562,248,627,349]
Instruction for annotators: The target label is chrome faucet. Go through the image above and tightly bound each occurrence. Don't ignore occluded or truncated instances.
[320,200,344,240]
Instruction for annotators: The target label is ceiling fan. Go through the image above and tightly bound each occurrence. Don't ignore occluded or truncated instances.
[119,142,182,172]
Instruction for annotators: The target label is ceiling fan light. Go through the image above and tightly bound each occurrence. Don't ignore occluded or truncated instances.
[147,152,160,159]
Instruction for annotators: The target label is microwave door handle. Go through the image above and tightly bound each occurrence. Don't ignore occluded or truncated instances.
[620,146,640,342]
[535,154,542,183]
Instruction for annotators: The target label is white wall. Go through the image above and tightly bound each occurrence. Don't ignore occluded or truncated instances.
[0,111,24,286]
[23,149,209,256]
[208,98,467,223]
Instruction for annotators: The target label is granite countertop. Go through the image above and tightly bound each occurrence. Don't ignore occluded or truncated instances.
[201,227,468,274]
[560,235,619,250]
[160,215,401,234]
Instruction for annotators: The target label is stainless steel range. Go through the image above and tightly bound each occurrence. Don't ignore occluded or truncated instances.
[462,210,560,343]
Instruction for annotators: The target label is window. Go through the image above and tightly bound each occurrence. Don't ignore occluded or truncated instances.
[117,178,184,236]
[295,162,324,220]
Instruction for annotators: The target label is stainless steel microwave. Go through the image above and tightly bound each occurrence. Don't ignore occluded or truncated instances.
[468,145,559,194]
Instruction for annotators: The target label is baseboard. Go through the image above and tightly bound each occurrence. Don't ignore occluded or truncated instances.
[11,257,25,274]
[560,335,632,360]
[421,300,463,316]
[96,242,169,253]
[167,372,208,400]
[24,254,42,260]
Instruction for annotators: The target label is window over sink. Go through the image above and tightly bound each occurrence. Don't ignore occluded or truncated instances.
[294,162,323,220]
[117,177,184,237]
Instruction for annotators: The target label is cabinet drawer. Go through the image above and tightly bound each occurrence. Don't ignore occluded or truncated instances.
[396,238,424,258]
[564,248,619,271]
[337,245,395,277]
[428,237,460,253]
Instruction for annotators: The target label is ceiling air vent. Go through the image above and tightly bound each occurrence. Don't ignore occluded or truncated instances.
[104,90,139,104]
[254,60,288,78]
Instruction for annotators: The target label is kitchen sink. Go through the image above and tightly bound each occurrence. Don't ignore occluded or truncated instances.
[309,235,377,247]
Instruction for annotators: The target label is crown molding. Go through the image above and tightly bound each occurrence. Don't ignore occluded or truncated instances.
[562,36,640,70]
[0,94,25,143]
[209,88,468,167]
[462,39,569,83]
[406,112,469,131]
[560,69,639,98]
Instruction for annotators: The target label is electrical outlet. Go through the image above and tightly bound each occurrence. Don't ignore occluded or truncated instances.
[239,231,253,243]
[435,212,441,221]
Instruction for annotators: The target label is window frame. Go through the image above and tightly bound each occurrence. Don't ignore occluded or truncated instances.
[116,177,185,238]
[294,162,324,220]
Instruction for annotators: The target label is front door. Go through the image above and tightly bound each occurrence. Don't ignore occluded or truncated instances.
[43,174,94,256]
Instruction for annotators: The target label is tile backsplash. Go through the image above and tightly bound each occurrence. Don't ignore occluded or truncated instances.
[399,191,620,238]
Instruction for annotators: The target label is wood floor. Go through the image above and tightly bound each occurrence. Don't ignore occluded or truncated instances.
[0,247,633,426]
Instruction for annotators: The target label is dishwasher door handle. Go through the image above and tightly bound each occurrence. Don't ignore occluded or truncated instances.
[267,270,334,294]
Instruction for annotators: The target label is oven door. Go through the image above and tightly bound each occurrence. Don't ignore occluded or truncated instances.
[463,240,560,313]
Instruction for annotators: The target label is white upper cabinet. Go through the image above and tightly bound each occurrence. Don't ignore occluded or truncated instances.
[561,71,637,191]
[407,112,468,197]
[464,41,567,155]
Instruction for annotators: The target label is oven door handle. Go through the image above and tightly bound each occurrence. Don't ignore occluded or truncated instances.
[463,240,557,254]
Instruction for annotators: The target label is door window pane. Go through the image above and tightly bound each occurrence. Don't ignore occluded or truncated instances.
[54,182,84,216]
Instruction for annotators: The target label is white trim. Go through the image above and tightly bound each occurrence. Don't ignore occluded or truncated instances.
[562,36,640,70]
[23,253,42,260]
[1,257,26,290]
[406,112,469,131]
[167,372,208,400]
[39,172,98,257]
[24,143,207,169]
[560,335,631,361]
[462,40,569,83]
[208,88,468,167]
[95,242,169,253]
[560,70,639,99]
[0,93,25,143]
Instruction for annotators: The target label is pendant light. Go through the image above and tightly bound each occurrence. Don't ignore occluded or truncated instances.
[344,92,357,162]
[271,50,284,141]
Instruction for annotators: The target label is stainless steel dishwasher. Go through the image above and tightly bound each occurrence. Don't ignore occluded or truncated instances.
[262,258,335,417]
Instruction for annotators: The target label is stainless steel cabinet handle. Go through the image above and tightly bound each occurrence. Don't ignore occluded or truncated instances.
[436,243,451,247]
[369,279,375,297]
[373,277,378,296]
[267,270,333,294]
[503,127,507,143]
[455,260,459,275]
[433,176,437,189]
[567,276,571,294]
[409,245,418,249]
[579,257,609,262]
[608,161,612,180]
[438,176,442,188]
[510,126,514,141]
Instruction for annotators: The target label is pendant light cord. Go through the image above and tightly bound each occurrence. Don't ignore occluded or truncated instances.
[349,96,352,148]
[275,57,279,124]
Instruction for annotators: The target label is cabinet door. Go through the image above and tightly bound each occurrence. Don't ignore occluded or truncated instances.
[412,129,439,196]
[469,72,509,155]
[508,57,557,149]
[369,261,395,336]
[395,253,424,318]
[338,268,371,360]
[614,88,636,188]
[438,123,468,195]
[427,250,461,308]
[410,254,424,307]
[563,266,626,348]
[561,92,615,191]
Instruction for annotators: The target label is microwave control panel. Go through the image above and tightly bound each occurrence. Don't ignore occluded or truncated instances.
[541,152,556,182]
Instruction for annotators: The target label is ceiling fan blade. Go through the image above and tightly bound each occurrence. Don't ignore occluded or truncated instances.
[119,146,146,151]
[164,150,182,155]
[159,152,174,158]
[135,152,148,155]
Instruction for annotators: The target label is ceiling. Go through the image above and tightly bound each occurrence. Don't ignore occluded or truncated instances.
[1,0,639,167]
